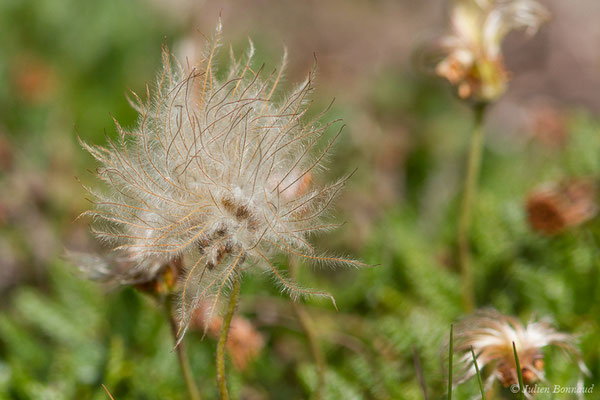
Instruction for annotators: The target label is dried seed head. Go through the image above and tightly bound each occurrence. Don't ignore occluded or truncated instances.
[453,310,588,391]
[526,179,597,235]
[432,0,549,102]
[73,23,364,341]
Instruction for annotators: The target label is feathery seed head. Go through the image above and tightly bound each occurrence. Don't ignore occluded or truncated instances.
[75,23,362,341]
[453,310,588,391]
[434,0,549,102]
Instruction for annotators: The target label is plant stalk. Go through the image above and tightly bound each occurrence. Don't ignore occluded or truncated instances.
[290,260,326,399]
[216,276,242,400]
[457,103,487,312]
[164,299,202,400]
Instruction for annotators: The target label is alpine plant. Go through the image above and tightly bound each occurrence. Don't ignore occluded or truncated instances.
[453,310,588,396]
[434,0,549,102]
[74,23,363,342]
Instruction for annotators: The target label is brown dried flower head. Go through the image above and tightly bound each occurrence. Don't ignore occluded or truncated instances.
[454,310,588,393]
[72,22,365,342]
[526,178,597,235]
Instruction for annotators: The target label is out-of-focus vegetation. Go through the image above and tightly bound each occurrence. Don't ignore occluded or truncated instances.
[1,0,599,399]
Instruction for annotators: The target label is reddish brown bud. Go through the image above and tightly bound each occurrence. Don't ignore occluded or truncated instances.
[134,257,182,295]
[12,55,56,104]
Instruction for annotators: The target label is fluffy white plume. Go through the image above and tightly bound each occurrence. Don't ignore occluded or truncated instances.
[453,309,588,398]
[76,24,365,341]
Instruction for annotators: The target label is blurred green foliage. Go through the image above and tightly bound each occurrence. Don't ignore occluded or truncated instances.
[1,0,600,399]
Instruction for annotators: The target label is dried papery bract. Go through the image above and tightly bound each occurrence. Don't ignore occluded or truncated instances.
[453,310,588,396]
[76,23,365,344]
[527,102,568,149]
[526,178,597,235]
[191,302,264,370]
[432,0,549,103]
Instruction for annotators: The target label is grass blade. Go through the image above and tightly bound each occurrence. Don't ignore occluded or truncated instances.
[470,346,486,400]
[512,341,525,400]
[102,384,115,400]
[448,324,454,400]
